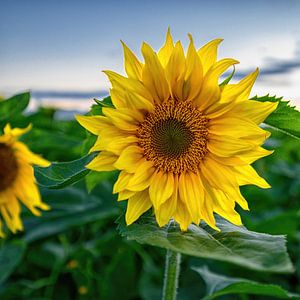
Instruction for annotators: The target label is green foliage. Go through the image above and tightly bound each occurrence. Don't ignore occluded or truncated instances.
[0,240,27,284]
[24,186,118,243]
[34,153,97,189]
[90,96,114,116]
[0,92,30,126]
[253,95,300,140]
[1,92,300,299]
[193,266,300,299]
[117,214,293,273]
[85,170,117,193]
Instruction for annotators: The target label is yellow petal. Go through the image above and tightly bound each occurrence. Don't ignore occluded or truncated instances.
[0,191,23,233]
[114,145,143,173]
[4,123,32,138]
[110,88,127,108]
[209,117,270,145]
[4,197,23,232]
[106,136,138,155]
[155,196,176,227]
[200,156,248,210]
[226,100,278,124]
[204,98,237,118]
[15,175,48,216]
[158,28,174,67]
[204,184,242,226]
[141,42,170,103]
[221,69,259,103]
[227,189,249,210]
[121,40,143,80]
[111,85,154,111]
[155,174,178,227]
[214,205,242,226]
[104,70,153,101]
[90,128,132,153]
[209,153,246,166]
[86,151,117,171]
[127,160,155,191]
[201,197,219,231]
[200,162,249,210]
[208,135,255,157]
[178,172,203,224]
[183,34,203,101]
[125,190,152,225]
[239,147,274,164]
[198,38,223,74]
[174,198,191,231]
[76,115,112,135]
[113,171,133,193]
[1,206,15,233]
[118,189,136,201]
[165,41,186,100]
[200,156,237,190]
[14,142,50,167]
[102,107,142,131]
[123,90,154,112]
[0,220,5,238]
[233,165,270,188]
[195,58,239,109]
[149,171,174,209]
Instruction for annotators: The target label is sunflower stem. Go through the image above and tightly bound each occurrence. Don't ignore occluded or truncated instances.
[162,249,181,300]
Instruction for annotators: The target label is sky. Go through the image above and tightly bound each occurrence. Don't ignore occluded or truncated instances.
[1,0,300,107]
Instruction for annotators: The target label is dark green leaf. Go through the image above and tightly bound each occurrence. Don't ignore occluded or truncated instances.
[24,187,118,242]
[252,211,300,237]
[0,92,30,124]
[0,240,27,283]
[85,170,117,193]
[117,215,294,273]
[252,95,300,140]
[193,266,300,299]
[34,153,97,189]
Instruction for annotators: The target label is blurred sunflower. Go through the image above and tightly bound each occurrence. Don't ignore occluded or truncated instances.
[77,30,278,231]
[0,124,50,237]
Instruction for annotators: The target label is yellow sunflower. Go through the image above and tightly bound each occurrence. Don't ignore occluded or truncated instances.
[0,124,50,237]
[77,30,278,231]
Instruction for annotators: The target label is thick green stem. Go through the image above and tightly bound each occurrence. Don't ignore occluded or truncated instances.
[162,249,181,300]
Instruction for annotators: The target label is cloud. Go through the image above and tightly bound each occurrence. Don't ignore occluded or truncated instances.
[233,42,300,80]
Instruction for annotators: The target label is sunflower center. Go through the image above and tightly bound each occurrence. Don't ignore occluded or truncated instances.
[0,143,18,191]
[152,119,194,157]
[137,100,209,174]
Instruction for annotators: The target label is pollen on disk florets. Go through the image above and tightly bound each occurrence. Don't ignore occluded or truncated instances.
[137,100,209,174]
[0,143,18,191]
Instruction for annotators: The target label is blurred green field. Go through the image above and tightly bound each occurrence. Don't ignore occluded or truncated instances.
[0,93,300,300]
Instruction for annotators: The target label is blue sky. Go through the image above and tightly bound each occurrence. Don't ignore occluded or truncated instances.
[1,0,300,106]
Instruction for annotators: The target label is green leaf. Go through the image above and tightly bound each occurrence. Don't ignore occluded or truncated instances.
[90,96,114,116]
[192,266,300,299]
[85,170,117,193]
[93,96,113,108]
[252,211,300,237]
[252,95,300,140]
[24,187,118,242]
[34,153,97,189]
[0,92,30,125]
[117,215,294,273]
[0,240,27,284]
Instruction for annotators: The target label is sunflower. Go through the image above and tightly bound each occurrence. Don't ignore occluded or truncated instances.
[0,124,50,237]
[77,30,278,231]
